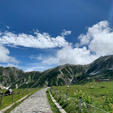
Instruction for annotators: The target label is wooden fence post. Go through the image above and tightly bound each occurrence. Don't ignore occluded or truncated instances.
[23,89,24,95]
[79,97,82,112]
[59,91,61,99]
[0,94,3,105]
[12,92,14,103]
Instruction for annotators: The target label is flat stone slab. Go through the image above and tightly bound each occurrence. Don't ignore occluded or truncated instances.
[10,88,53,113]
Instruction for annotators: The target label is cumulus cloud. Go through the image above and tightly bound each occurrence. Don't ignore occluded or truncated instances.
[0,46,18,63]
[57,46,98,65]
[79,21,113,56]
[24,66,46,72]
[31,21,113,66]
[24,62,57,72]
[1,20,113,69]
[61,30,72,36]
[52,20,113,65]
[0,30,70,48]
[42,57,59,65]
[30,55,59,65]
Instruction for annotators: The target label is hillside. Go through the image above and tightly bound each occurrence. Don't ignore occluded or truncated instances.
[0,67,23,87]
[34,64,88,87]
[84,55,113,81]
[0,67,41,88]
[0,55,113,88]
[36,55,113,86]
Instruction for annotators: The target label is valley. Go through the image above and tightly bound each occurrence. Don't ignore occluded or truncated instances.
[0,55,113,113]
[0,55,113,88]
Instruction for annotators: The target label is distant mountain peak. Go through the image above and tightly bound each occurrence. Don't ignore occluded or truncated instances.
[0,55,113,88]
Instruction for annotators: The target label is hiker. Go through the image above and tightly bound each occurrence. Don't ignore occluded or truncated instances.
[4,88,13,96]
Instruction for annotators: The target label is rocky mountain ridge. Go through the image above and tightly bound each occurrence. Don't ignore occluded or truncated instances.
[0,55,113,88]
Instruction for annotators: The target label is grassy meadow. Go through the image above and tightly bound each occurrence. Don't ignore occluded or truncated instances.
[50,81,113,113]
[0,88,39,110]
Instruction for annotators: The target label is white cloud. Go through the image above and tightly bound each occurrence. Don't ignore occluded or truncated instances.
[4,63,20,68]
[24,62,57,72]
[54,20,113,65]
[1,21,113,70]
[61,30,72,36]
[0,46,18,63]
[30,54,59,65]
[24,66,46,72]
[29,55,42,60]
[79,21,113,56]
[29,21,113,67]
[42,57,59,65]
[0,30,70,49]
[37,55,43,60]
[57,45,98,65]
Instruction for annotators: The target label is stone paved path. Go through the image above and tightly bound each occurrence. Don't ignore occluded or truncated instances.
[10,88,53,113]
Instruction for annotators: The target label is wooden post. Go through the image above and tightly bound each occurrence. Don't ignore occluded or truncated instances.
[66,91,68,98]
[23,89,24,95]
[0,94,3,105]
[26,89,27,94]
[66,86,69,101]
[79,97,82,112]
[59,91,61,99]
[12,92,14,103]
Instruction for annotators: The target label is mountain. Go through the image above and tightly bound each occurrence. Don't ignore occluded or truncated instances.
[83,55,113,81]
[0,67,41,88]
[32,64,88,87]
[0,67,23,87]
[36,55,113,86]
[0,55,113,88]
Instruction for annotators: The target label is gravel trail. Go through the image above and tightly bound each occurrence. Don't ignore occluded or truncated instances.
[10,88,53,113]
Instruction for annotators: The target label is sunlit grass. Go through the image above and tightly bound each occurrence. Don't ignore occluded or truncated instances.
[0,88,39,110]
[50,81,113,113]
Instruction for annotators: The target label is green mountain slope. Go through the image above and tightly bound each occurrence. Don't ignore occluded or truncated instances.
[0,55,113,88]
[0,67,23,87]
[83,55,113,81]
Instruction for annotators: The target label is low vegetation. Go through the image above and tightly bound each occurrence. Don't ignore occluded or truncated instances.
[4,96,27,113]
[46,90,60,113]
[50,81,113,113]
[0,88,39,110]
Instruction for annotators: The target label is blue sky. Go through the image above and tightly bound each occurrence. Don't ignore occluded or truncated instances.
[0,0,113,71]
